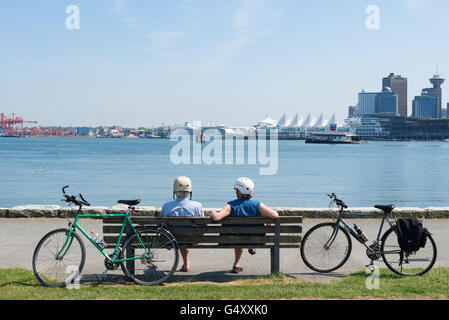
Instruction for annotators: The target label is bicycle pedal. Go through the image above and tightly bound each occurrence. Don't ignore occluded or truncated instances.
[365,264,377,271]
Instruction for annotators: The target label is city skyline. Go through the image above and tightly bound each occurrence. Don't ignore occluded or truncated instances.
[1,1,448,127]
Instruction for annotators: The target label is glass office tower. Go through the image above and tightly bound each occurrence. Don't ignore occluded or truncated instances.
[412,90,438,119]
[375,87,398,115]
[382,73,408,117]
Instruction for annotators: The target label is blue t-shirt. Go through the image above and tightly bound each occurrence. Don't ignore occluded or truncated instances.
[227,198,261,217]
[161,198,204,217]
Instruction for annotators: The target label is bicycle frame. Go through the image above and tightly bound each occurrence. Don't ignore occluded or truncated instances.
[327,207,399,255]
[56,206,148,263]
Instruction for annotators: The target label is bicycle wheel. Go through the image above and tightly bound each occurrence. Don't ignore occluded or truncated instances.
[381,227,437,276]
[300,222,352,273]
[121,227,179,286]
[32,228,86,287]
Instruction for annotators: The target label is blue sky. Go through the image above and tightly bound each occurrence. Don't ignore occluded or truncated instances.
[1,0,448,127]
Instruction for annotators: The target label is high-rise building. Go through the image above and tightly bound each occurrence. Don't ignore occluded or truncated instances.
[375,87,398,115]
[382,73,408,117]
[412,89,438,119]
[424,74,445,118]
[347,105,358,118]
[358,90,378,115]
[358,87,398,116]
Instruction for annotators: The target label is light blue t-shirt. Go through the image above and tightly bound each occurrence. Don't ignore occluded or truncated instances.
[161,198,204,217]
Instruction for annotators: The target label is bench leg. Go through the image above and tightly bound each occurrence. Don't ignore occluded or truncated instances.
[125,221,135,275]
[271,219,281,274]
[270,247,280,274]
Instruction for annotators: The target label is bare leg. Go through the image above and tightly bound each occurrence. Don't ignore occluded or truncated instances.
[233,248,243,269]
[180,248,190,272]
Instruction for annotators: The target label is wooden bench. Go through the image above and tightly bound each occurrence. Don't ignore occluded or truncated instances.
[102,216,302,274]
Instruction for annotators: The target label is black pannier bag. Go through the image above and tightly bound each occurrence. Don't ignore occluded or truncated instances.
[395,218,428,253]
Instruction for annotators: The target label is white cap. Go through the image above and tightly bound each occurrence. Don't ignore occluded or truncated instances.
[234,177,254,195]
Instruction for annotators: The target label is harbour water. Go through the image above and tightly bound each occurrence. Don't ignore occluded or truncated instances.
[1,137,449,209]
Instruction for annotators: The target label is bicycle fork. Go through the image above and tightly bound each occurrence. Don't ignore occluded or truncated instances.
[324,225,340,250]
[56,227,77,260]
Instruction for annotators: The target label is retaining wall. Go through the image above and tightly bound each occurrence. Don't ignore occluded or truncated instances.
[2,205,449,218]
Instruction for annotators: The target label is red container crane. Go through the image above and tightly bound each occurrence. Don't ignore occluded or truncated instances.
[0,113,38,136]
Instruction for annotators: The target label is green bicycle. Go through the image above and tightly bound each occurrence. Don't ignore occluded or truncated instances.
[32,186,179,287]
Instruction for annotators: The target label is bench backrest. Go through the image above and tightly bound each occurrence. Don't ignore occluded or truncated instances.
[103,216,302,248]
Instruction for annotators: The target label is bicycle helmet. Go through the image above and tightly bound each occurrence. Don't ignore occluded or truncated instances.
[234,177,254,195]
[174,176,192,192]
[173,176,192,199]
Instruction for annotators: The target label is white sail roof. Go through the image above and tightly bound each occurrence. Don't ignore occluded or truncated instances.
[276,113,291,128]
[288,113,304,128]
[309,116,317,128]
[315,113,329,128]
[300,114,311,128]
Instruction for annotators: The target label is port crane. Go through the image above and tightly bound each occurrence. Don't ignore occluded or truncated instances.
[0,113,38,136]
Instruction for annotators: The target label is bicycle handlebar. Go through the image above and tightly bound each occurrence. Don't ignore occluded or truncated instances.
[328,193,348,209]
[78,193,90,206]
[61,186,91,207]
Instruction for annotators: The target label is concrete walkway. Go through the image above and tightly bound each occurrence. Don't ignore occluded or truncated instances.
[1,218,448,284]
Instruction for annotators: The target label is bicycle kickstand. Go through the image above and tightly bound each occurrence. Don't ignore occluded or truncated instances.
[365,260,375,271]
[94,268,109,284]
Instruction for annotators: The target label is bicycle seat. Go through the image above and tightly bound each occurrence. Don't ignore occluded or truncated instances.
[117,199,141,206]
[374,204,395,213]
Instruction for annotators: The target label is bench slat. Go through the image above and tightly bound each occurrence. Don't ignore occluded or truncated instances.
[104,235,301,245]
[103,225,302,234]
[103,216,302,225]
[178,244,301,249]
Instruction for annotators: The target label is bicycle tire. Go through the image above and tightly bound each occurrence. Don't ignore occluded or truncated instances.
[121,227,179,286]
[32,228,86,287]
[381,226,437,276]
[300,222,352,273]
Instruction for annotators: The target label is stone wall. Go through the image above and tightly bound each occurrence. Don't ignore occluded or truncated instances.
[2,205,449,218]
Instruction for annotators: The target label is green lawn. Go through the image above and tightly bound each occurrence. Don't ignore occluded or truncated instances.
[1,268,449,300]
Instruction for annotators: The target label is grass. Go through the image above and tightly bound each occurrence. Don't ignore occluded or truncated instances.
[1,267,449,300]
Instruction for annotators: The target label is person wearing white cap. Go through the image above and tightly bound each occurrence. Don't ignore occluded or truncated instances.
[211,177,278,273]
[161,176,204,272]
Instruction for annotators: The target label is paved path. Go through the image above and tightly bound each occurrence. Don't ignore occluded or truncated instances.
[1,218,448,284]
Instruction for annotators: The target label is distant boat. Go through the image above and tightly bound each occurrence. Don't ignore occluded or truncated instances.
[305,131,367,144]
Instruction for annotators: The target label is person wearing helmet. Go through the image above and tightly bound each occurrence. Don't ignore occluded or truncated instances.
[161,176,204,272]
[211,177,278,274]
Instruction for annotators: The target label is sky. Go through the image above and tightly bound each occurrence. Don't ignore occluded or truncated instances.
[1,0,449,127]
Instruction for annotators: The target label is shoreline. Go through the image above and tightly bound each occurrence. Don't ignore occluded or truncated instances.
[2,205,449,218]
[2,136,449,142]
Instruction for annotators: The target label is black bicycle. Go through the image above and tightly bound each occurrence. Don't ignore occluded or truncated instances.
[300,193,437,276]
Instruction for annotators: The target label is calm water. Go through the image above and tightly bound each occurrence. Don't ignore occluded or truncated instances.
[1,137,449,208]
